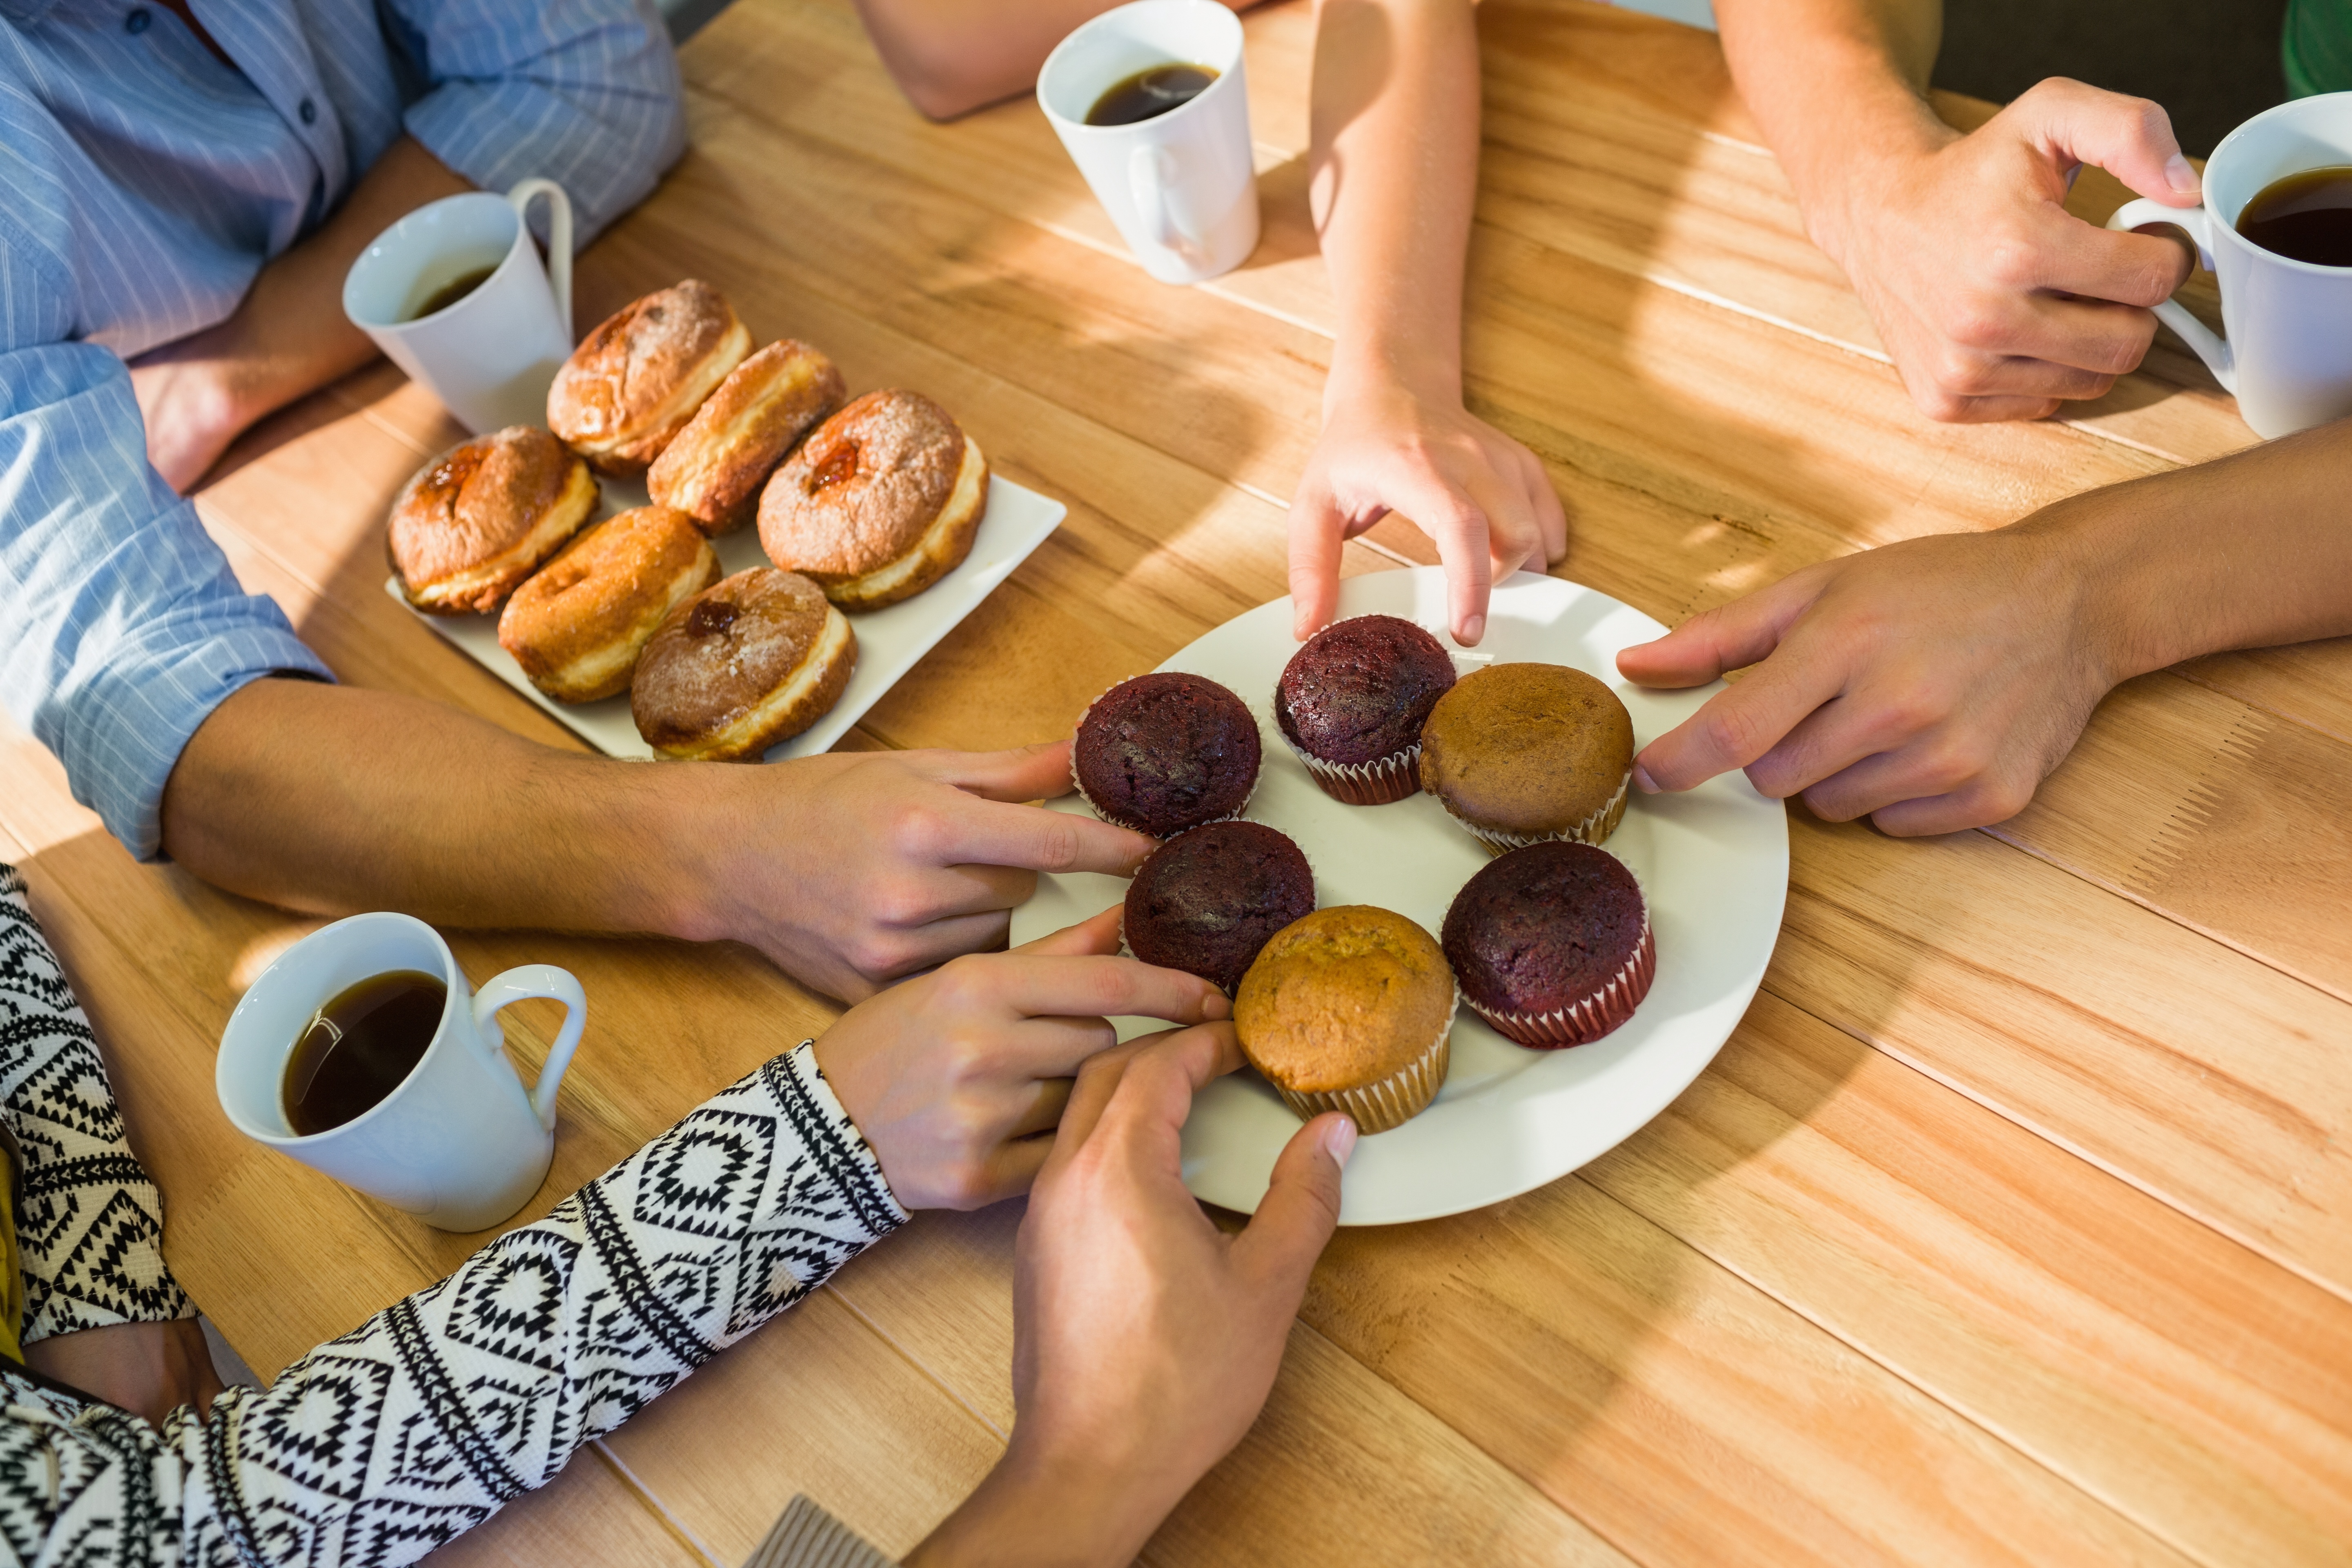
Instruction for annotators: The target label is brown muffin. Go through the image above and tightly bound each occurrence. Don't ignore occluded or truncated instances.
[388,426,598,614]
[546,279,753,475]
[630,568,856,761]
[1418,663,1635,852]
[497,506,721,702]
[756,390,989,610]
[1233,906,1456,1134]
[648,339,846,535]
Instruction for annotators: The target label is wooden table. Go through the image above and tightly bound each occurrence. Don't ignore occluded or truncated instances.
[5,2,2349,1563]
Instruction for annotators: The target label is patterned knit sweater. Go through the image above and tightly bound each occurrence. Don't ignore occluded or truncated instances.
[0,868,908,1566]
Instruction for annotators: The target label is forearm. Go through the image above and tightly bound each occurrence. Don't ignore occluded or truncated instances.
[2041,417,2352,679]
[159,679,724,942]
[853,0,1255,120]
[129,138,470,433]
[1713,0,1947,259]
[1310,0,1482,408]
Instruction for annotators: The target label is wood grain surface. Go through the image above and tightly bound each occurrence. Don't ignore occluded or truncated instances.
[1,2,2345,1565]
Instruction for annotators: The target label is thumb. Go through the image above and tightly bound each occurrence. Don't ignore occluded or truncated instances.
[1615,565,1826,691]
[1234,1113,1353,1292]
[2011,77,2200,206]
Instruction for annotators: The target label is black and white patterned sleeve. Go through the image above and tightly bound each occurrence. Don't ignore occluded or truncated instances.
[0,870,908,1565]
[0,867,194,1339]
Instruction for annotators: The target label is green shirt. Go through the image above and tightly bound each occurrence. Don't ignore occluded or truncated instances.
[2286,0,2352,96]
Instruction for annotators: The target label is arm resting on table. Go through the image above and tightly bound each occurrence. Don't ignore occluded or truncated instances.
[849,0,1260,120]
[0,1040,905,1566]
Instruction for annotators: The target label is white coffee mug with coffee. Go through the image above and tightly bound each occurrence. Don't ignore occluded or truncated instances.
[1040,0,1259,285]
[343,179,575,434]
[216,912,586,1232]
[2109,92,2352,438]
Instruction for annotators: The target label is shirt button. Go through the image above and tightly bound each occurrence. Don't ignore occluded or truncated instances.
[125,7,151,32]
[298,97,318,125]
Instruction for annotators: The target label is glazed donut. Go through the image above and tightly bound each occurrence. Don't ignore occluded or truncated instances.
[755,390,989,611]
[497,506,721,702]
[388,426,598,614]
[630,568,858,761]
[546,279,753,475]
[648,339,846,535]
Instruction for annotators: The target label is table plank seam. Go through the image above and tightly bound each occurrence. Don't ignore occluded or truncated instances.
[820,1279,1014,1446]
[1755,972,2352,1312]
[592,1438,733,1568]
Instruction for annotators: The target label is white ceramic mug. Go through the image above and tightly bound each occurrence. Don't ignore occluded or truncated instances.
[1039,0,1259,284]
[343,179,575,435]
[2108,93,2352,438]
[216,913,586,1232]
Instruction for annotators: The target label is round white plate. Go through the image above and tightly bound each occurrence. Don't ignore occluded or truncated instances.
[1011,567,1787,1225]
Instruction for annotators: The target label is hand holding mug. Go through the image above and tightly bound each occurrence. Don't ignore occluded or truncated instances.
[1813,78,2201,422]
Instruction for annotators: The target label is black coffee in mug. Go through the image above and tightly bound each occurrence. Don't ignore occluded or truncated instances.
[405,265,497,321]
[283,970,445,1135]
[2236,165,2352,267]
[1086,63,1218,126]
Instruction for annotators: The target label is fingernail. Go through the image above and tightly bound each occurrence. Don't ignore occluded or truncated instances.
[1203,991,1232,1020]
[1460,615,1484,646]
[1633,762,1659,795]
[2165,154,2200,194]
[1324,1116,1358,1167]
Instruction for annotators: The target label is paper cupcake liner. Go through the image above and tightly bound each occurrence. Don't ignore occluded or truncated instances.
[1466,915,1655,1049]
[1448,768,1632,858]
[1269,986,1456,1136]
[1279,731,1423,806]
[1069,679,1261,835]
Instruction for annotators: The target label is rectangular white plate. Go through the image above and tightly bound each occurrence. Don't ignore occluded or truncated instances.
[386,472,1067,760]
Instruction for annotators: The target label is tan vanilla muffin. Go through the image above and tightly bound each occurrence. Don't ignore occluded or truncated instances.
[1233,906,1456,1135]
[546,280,753,475]
[497,506,720,702]
[388,426,597,614]
[1418,662,1634,852]
[756,390,988,610]
[648,339,846,534]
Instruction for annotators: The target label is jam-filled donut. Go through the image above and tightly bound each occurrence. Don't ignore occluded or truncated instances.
[630,568,858,761]
[755,389,989,611]
[388,425,598,614]
[497,506,720,702]
[547,279,753,476]
[648,339,846,535]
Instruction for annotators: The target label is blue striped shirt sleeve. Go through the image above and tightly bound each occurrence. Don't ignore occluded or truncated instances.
[0,334,332,861]
[390,0,687,244]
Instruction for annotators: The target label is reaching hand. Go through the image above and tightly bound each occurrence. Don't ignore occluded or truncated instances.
[1618,523,2117,835]
[702,741,1158,1002]
[814,908,1230,1209]
[904,1023,1353,1567]
[1288,379,1564,646]
[1816,77,2201,423]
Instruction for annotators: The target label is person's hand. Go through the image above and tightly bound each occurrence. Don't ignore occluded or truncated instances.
[814,907,1229,1209]
[127,340,254,494]
[1811,77,2202,423]
[23,1319,226,1426]
[1288,377,1564,646]
[690,741,1158,1002]
[904,1023,1353,1567]
[1619,522,2117,835]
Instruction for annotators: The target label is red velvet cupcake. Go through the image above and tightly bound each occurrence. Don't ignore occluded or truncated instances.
[1439,841,1655,1047]
[1122,821,1316,994]
[1274,615,1456,805]
[1072,672,1261,837]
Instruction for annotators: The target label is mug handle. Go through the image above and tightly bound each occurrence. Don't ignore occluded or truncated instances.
[1128,145,1205,261]
[471,964,587,1132]
[2106,198,2234,392]
[507,178,575,341]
